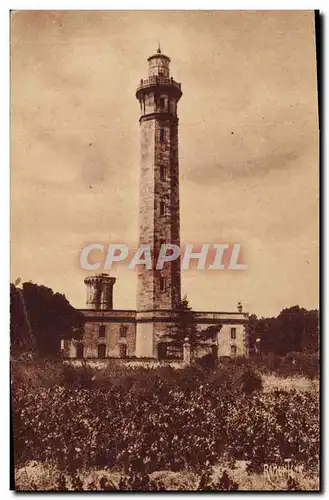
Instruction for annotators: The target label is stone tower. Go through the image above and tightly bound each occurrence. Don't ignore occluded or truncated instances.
[84,273,116,310]
[135,48,182,357]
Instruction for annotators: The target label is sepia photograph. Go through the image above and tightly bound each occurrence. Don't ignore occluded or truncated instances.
[10,10,319,491]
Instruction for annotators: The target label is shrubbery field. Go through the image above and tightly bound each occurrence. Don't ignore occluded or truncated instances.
[11,357,320,491]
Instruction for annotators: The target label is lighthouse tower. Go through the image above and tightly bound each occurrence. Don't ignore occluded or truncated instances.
[135,47,183,357]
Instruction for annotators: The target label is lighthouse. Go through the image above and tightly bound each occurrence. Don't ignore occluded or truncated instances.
[63,48,249,362]
[135,47,183,356]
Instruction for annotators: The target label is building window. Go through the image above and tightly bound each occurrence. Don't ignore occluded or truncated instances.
[160,201,165,216]
[160,277,166,292]
[99,325,106,338]
[120,325,128,338]
[159,97,165,109]
[230,327,237,340]
[160,165,166,180]
[98,343,106,358]
[76,343,84,359]
[119,344,127,358]
[160,128,165,143]
[231,344,237,357]
[170,100,176,115]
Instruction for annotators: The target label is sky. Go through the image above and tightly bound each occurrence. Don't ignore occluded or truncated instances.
[10,10,319,317]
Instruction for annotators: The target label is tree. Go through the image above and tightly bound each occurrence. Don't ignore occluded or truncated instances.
[10,281,84,357]
[256,317,277,354]
[201,324,223,342]
[166,296,222,358]
[300,309,319,353]
[245,313,259,354]
[10,283,33,354]
[175,295,199,345]
[245,306,319,356]
[274,306,319,355]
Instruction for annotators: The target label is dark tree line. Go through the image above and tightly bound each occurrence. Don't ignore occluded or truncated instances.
[10,282,84,357]
[247,306,319,356]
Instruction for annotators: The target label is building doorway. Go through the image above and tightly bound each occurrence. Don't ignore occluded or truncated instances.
[98,343,106,358]
[157,342,167,360]
[76,343,84,359]
[211,344,218,359]
[119,344,127,358]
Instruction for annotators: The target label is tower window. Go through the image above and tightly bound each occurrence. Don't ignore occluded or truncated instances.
[230,327,237,340]
[159,97,165,109]
[160,277,166,292]
[231,344,237,357]
[160,165,166,180]
[160,201,165,216]
[99,325,106,338]
[160,128,165,143]
[170,100,176,114]
[120,325,128,338]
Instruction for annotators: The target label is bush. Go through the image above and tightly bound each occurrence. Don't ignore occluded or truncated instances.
[195,353,216,370]
[198,469,238,491]
[61,363,95,390]
[240,368,263,394]
[252,352,320,379]
[282,352,319,379]
[12,361,319,474]
[10,356,64,388]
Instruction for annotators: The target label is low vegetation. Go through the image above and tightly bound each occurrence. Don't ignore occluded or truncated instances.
[12,358,319,491]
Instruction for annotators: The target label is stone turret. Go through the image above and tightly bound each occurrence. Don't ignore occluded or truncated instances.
[84,273,116,310]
